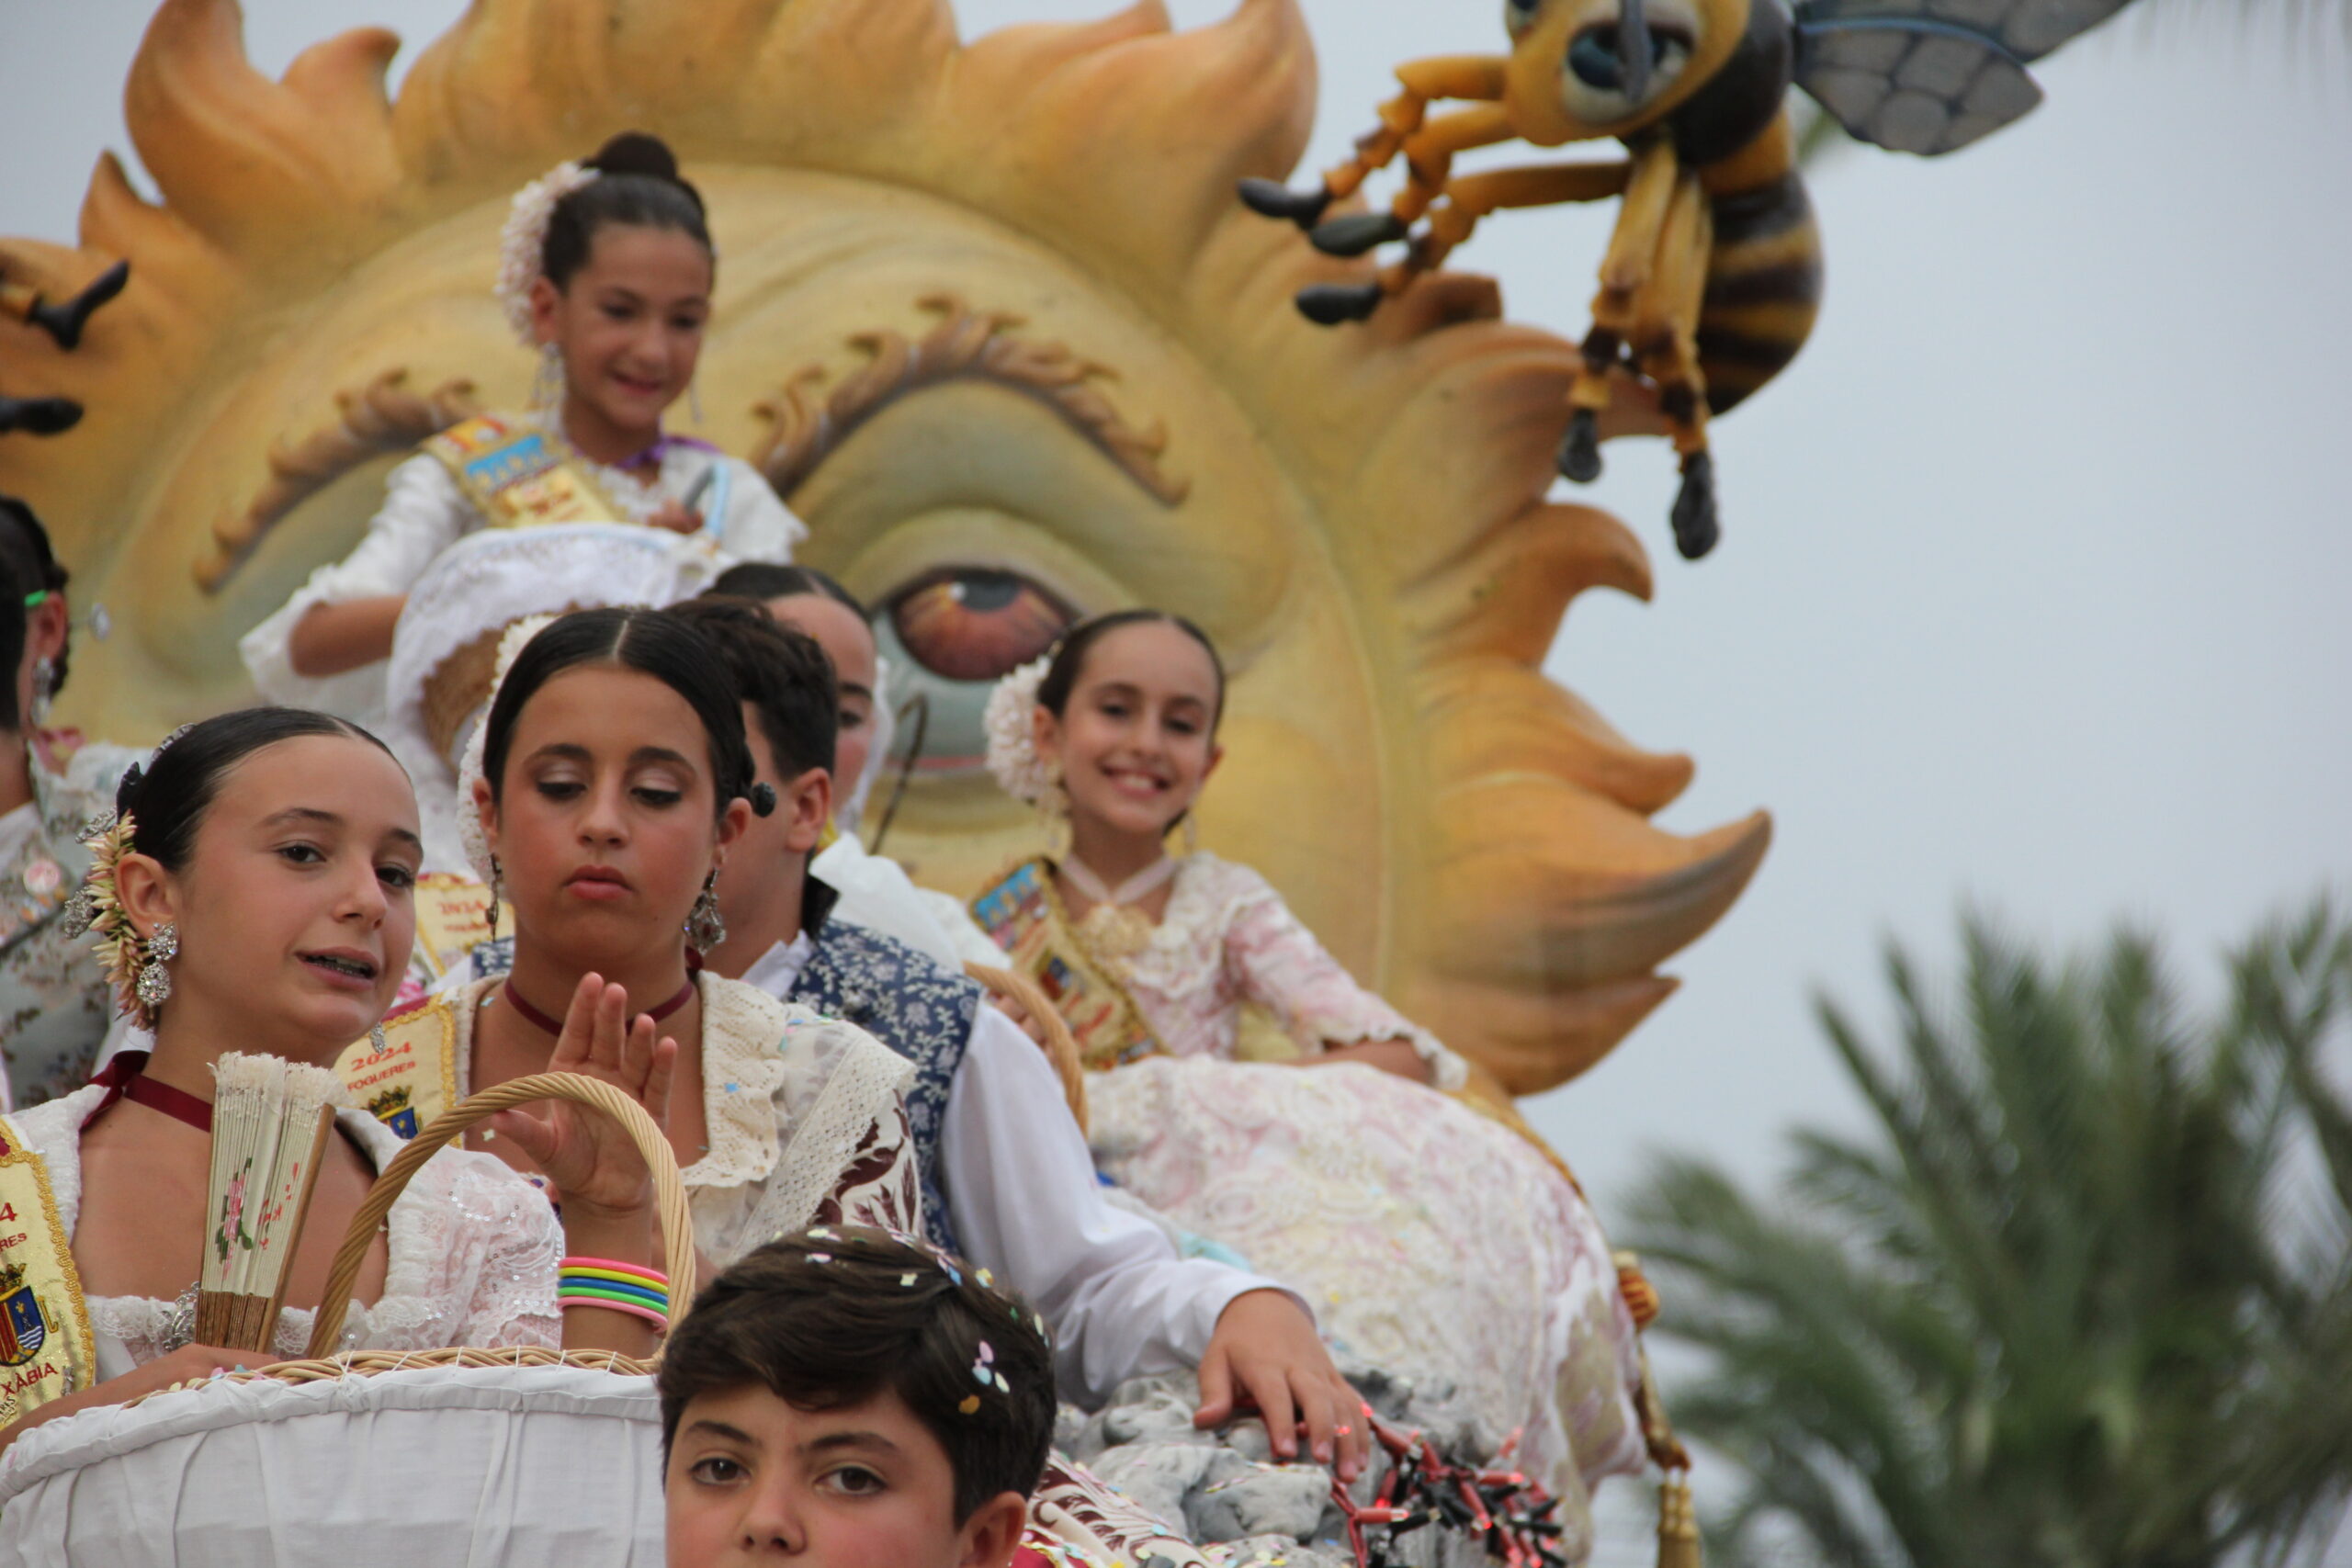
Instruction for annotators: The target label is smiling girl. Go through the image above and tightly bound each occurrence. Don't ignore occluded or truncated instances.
[972,611,1649,1506]
[0,708,671,1442]
[242,132,803,728]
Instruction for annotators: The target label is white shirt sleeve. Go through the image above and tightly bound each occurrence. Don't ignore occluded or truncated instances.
[705,454,805,562]
[238,452,476,722]
[940,1005,1310,1407]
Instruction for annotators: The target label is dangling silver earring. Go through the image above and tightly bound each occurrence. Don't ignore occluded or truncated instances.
[486,857,503,944]
[532,343,564,419]
[28,657,56,725]
[687,871,726,951]
[688,378,706,426]
[370,1021,388,1052]
[136,921,179,1013]
[1182,812,1200,856]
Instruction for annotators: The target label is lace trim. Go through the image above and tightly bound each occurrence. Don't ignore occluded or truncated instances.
[681,979,805,1190]
[739,1034,914,1245]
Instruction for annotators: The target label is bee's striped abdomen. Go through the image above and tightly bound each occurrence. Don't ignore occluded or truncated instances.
[1696,169,1822,415]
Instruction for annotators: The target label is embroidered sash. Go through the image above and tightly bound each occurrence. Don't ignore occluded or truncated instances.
[424,414,632,530]
[334,996,462,1141]
[409,874,508,986]
[0,1118,96,1423]
[970,859,1160,1073]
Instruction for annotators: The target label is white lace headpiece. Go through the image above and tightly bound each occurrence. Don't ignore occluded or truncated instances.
[457,614,560,886]
[495,161,600,346]
[982,654,1055,806]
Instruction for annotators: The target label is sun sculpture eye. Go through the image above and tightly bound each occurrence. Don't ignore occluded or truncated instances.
[888,569,1073,682]
[876,569,1078,774]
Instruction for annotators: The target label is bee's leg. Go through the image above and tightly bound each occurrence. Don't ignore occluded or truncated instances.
[1563,141,1679,483]
[14,261,130,352]
[1244,56,1504,231]
[1411,159,1633,277]
[1630,174,1722,558]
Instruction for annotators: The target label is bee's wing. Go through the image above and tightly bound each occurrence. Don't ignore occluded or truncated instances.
[1792,0,2134,155]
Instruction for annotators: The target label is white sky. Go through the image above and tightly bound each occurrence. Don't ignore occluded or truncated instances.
[4,0,2349,1222]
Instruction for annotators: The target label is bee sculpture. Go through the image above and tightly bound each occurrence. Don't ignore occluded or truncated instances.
[0,261,127,439]
[1242,0,2133,558]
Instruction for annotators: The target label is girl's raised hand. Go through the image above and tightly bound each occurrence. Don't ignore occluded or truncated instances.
[485,972,676,1220]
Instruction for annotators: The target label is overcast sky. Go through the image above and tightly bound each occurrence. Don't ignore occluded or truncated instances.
[4,0,2348,1216]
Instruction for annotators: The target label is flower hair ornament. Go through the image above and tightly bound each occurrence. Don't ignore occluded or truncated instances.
[494,162,599,348]
[67,807,178,1028]
[982,654,1055,807]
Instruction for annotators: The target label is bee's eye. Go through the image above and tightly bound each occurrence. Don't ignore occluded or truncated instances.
[1506,0,1544,33]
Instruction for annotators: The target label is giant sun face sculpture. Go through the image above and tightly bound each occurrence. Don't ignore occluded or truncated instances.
[0,0,1768,1095]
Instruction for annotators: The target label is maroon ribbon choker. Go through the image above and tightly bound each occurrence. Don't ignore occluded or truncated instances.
[83,1052,213,1134]
[499,976,696,1037]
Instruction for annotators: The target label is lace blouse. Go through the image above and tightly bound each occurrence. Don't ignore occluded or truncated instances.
[1120,855,1468,1091]
[429,974,922,1266]
[13,1085,564,1383]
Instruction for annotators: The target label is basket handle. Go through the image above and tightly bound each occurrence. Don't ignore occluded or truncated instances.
[306,1071,697,1358]
[966,963,1088,1134]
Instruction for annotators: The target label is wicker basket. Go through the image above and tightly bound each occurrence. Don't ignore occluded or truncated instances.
[0,1072,692,1568]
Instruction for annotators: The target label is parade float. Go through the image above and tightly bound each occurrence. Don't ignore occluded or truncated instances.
[0,0,2139,1562]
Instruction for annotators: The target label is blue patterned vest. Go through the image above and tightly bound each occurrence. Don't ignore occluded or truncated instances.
[791,893,980,1255]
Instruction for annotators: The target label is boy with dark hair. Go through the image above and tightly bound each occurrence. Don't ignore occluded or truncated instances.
[660,1227,1052,1568]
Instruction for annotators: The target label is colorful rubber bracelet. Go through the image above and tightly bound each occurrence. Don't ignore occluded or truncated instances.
[559,1295,668,1328]
[560,1280,670,1312]
[563,1265,673,1291]
[560,1256,669,1284]
[559,1274,668,1302]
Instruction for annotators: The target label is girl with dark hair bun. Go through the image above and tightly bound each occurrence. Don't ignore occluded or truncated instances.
[0,494,146,1108]
[334,608,931,1276]
[243,130,805,731]
[0,706,673,1441]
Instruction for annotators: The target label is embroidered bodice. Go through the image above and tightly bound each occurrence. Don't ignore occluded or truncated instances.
[15,1083,563,1382]
[356,974,921,1269]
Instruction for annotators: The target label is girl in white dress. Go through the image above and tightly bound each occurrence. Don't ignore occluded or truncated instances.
[241,132,803,729]
[0,707,675,1446]
[971,611,1648,1524]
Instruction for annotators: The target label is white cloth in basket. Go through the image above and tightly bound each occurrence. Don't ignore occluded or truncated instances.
[0,1360,662,1566]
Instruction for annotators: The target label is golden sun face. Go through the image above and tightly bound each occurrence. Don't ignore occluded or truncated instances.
[0,0,1767,1094]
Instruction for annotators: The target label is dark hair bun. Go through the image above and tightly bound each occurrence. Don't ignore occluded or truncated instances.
[584,132,703,213]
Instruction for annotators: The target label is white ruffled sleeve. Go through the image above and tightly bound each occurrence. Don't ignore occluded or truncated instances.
[1216,863,1470,1092]
[238,453,476,721]
[385,1145,564,1352]
[704,454,804,562]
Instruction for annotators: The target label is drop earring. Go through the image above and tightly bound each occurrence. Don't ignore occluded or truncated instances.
[369,1022,388,1052]
[1182,812,1200,856]
[532,343,564,418]
[688,378,706,426]
[687,871,727,951]
[486,857,503,944]
[1037,767,1072,861]
[28,657,56,725]
[135,920,179,1014]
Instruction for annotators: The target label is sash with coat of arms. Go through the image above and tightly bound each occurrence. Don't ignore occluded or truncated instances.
[334,997,462,1141]
[0,1118,96,1424]
[424,414,633,530]
[969,859,1162,1073]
